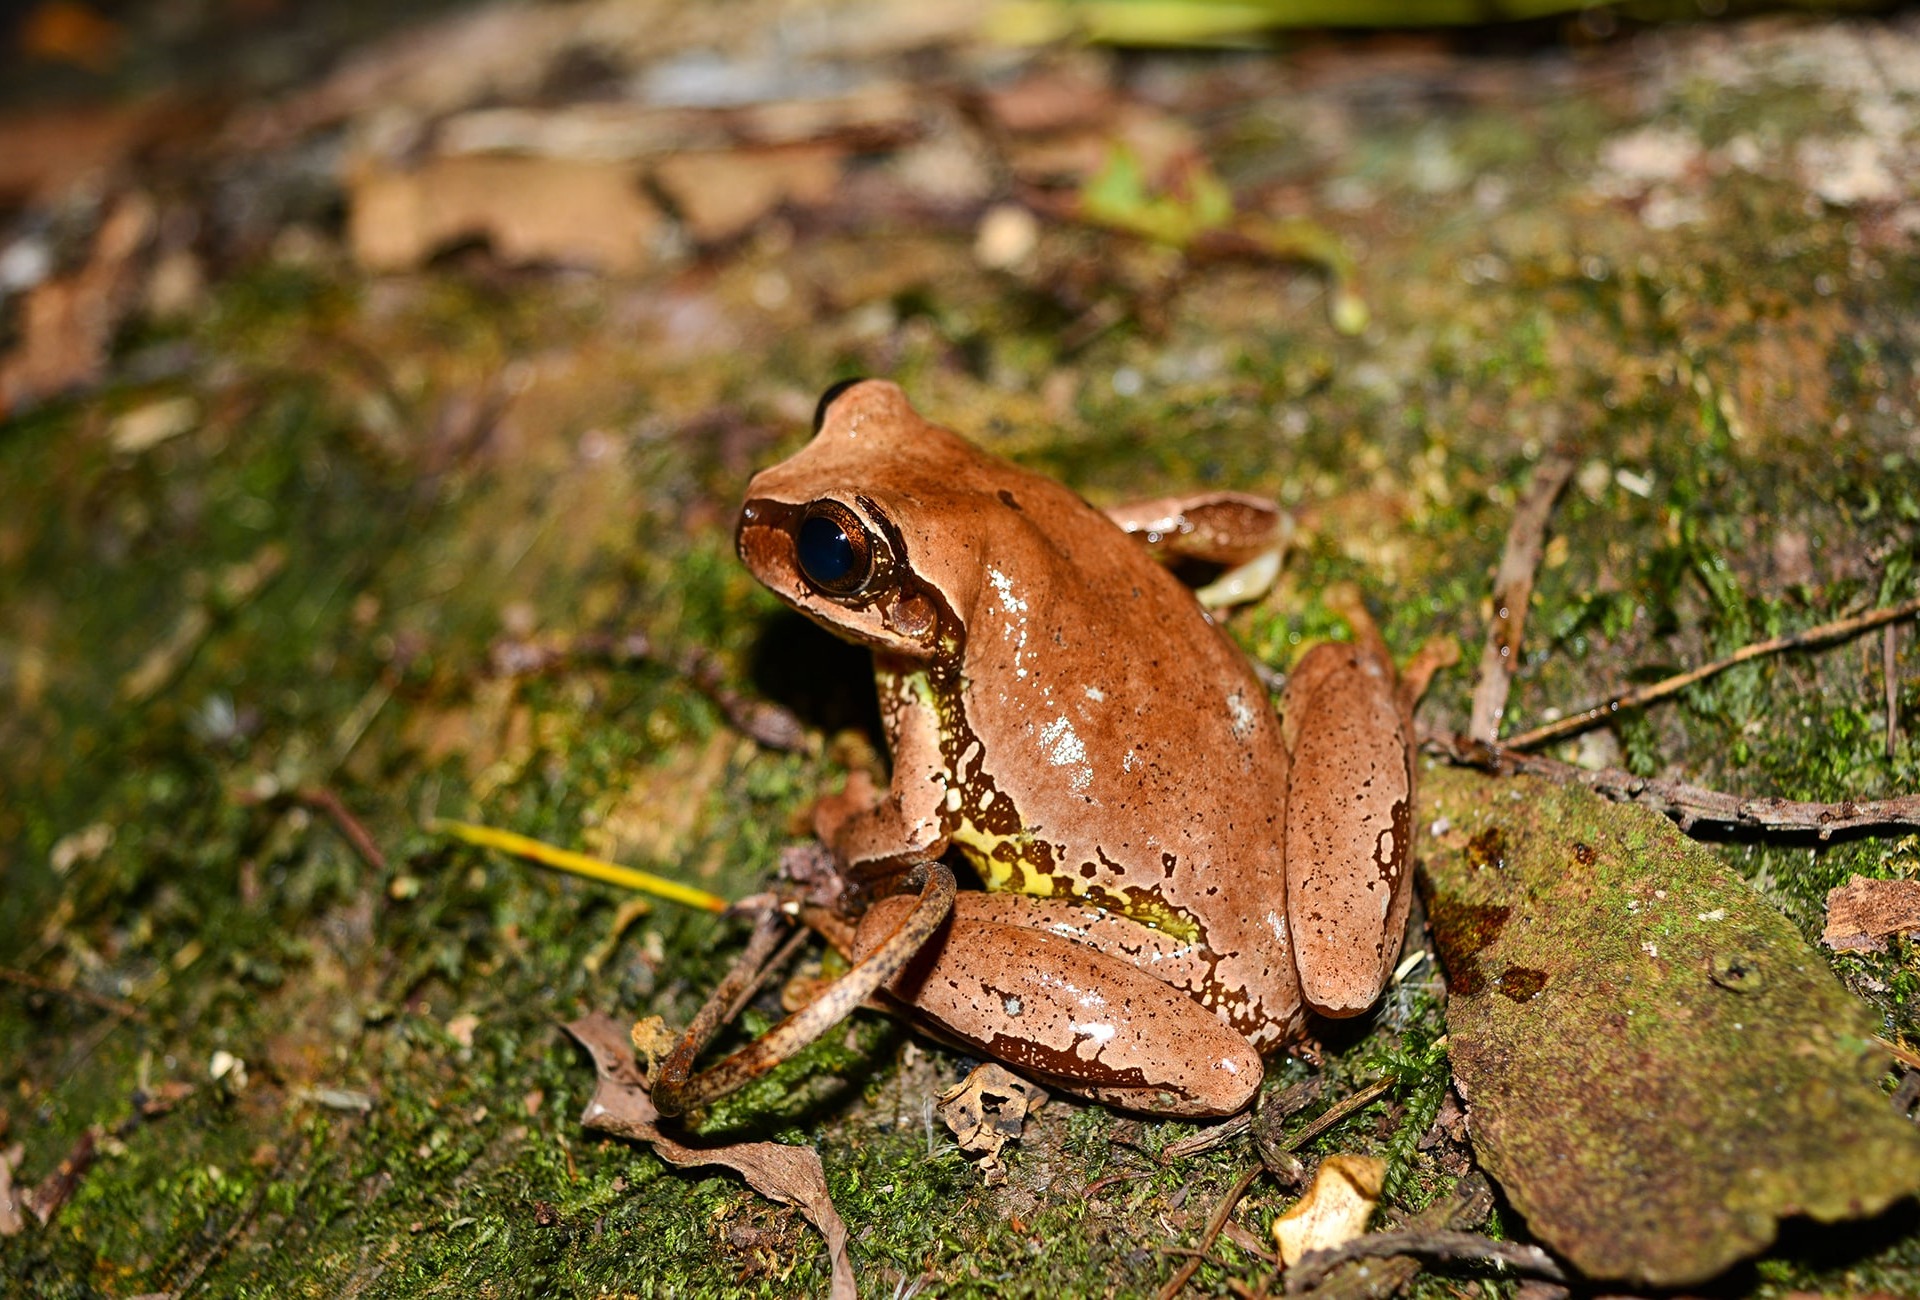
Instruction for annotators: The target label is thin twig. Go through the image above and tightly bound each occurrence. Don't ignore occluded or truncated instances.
[1280,1078,1393,1154]
[722,922,813,1025]
[1161,1110,1252,1162]
[0,967,141,1019]
[294,787,389,873]
[1504,595,1920,751]
[1470,454,1575,743]
[1288,1229,1565,1293]
[1156,1163,1263,1300]
[1887,624,1902,763]
[1085,1169,1155,1199]
[1428,732,1920,839]
[1874,1035,1920,1073]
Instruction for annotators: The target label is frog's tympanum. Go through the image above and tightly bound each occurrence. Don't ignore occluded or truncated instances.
[679,379,1417,1118]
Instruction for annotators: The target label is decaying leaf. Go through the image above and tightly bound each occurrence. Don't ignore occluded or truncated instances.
[564,1013,856,1300]
[936,1063,1047,1185]
[1822,873,1920,952]
[653,145,843,244]
[1422,765,1920,1287]
[348,156,662,273]
[1272,1154,1383,1267]
[0,192,152,416]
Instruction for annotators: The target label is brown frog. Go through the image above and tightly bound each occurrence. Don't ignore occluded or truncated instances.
[687,379,1425,1118]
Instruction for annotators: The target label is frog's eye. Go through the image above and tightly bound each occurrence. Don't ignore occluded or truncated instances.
[795,500,877,597]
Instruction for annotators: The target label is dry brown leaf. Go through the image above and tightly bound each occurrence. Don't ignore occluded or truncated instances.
[936,1063,1047,1185]
[653,145,844,244]
[1822,874,1920,952]
[564,1013,856,1300]
[0,192,152,416]
[348,156,661,273]
[0,101,162,202]
[1272,1154,1384,1268]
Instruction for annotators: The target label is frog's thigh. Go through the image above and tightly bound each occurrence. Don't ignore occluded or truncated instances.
[854,899,1260,1117]
[1281,641,1415,1017]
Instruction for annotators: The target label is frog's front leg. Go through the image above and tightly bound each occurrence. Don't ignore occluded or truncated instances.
[815,655,953,880]
[1280,600,1416,1017]
[853,895,1262,1117]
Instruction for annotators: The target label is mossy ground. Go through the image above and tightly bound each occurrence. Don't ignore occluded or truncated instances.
[3,12,1919,1298]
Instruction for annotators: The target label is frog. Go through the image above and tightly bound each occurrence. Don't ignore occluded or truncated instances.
[661,378,1428,1119]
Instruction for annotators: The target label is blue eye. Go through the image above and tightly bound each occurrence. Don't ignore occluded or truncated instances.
[795,501,875,595]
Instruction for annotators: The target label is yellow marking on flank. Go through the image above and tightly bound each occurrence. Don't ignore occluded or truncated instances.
[431,819,728,913]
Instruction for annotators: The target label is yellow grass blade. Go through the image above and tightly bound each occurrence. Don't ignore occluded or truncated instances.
[431,819,729,913]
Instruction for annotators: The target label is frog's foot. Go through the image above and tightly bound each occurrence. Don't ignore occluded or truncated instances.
[1398,634,1460,715]
[651,861,956,1116]
[810,768,883,847]
[1106,491,1294,609]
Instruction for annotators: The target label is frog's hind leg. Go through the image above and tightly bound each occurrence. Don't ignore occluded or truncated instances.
[853,894,1262,1117]
[1280,592,1417,1018]
[1105,491,1293,609]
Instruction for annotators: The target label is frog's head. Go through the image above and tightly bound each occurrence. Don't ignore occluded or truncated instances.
[737,379,1071,660]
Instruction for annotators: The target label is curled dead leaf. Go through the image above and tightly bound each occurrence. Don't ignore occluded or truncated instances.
[1272,1153,1383,1268]
[349,156,661,273]
[565,1013,856,1300]
[936,1063,1047,1186]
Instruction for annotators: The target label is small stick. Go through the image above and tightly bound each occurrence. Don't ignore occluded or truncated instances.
[1887,625,1902,762]
[1287,1229,1566,1293]
[295,787,389,874]
[1504,594,1920,751]
[1161,1111,1252,1162]
[0,967,141,1020]
[1874,1035,1920,1073]
[1156,1163,1264,1300]
[1469,454,1575,744]
[1429,733,1920,839]
[722,923,814,1025]
[1280,1078,1392,1154]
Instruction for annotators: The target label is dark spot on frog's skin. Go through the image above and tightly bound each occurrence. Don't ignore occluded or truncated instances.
[998,489,1022,511]
[1161,853,1177,879]
[813,377,866,433]
[1423,894,1512,997]
[1494,966,1548,1002]
[1079,861,1098,880]
[1572,841,1596,866]
[1466,827,1506,871]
